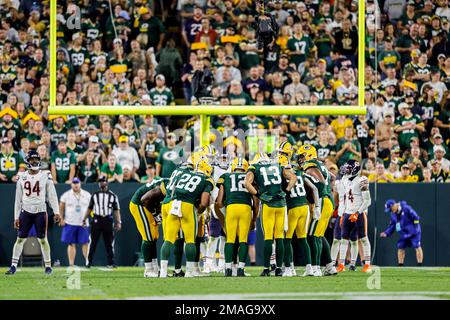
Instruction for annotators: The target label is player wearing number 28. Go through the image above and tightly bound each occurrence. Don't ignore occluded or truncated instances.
[5,150,61,275]
[159,157,214,278]
[245,143,297,277]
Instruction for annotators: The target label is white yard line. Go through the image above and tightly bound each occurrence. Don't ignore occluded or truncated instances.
[129,291,450,300]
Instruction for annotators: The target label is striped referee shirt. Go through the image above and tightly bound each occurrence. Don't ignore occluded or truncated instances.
[88,190,120,217]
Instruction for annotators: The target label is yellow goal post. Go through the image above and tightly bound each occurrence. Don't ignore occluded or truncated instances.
[49,0,366,146]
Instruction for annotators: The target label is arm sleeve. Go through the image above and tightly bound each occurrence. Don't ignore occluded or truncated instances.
[46,176,60,215]
[112,194,120,211]
[357,177,371,213]
[88,194,94,210]
[14,179,23,220]
[337,183,346,216]
[305,177,320,207]
[384,215,396,237]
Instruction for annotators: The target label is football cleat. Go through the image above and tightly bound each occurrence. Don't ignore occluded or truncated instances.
[232,265,238,277]
[106,264,117,269]
[184,271,194,278]
[172,270,184,277]
[275,268,283,277]
[313,267,323,277]
[336,263,346,272]
[302,267,314,277]
[270,264,276,272]
[5,266,16,275]
[291,267,297,276]
[144,270,159,278]
[237,268,246,277]
[323,265,338,276]
[45,267,53,275]
[260,269,271,277]
[349,264,357,271]
[282,268,293,277]
[225,268,233,277]
[362,264,372,273]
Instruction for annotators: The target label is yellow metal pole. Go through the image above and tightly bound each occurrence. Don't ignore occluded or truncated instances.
[358,0,366,108]
[50,0,56,108]
[200,114,211,147]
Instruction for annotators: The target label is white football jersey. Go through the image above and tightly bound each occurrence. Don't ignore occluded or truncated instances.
[14,170,60,219]
[343,175,370,214]
[335,176,347,217]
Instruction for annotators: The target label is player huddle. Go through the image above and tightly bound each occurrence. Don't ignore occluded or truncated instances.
[130,141,374,278]
[4,142,373,277]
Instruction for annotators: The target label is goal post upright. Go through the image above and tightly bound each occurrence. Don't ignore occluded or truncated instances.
[49,0,366,148]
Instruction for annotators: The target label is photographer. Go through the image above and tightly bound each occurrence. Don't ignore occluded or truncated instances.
[191,58,215,105]
[255,0,279,51]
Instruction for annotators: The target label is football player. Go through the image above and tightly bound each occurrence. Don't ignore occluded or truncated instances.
[331,164,348,266]
[297,144,337,277]
[245,147,297,276]
[204,153,229,274]
[216,157,257,277]
[159,157,214,278]
[129,177,168,277]
[283,152,319,277]
[337,160,372,273]
[6,151,61,275]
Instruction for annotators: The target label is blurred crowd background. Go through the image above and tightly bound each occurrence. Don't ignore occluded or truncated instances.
[0,0,449,184]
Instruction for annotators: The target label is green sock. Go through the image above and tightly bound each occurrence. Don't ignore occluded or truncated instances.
[174,238,184,269]
[160,240,173,261]
[321,237,332,264]
[307,236,317,265]
[275,238,284,268]
[298,238,311,265]
[284,238,292,267]
[195,237,202,263]
[150,240,157,260]
[225,243,234,264]
[141,240,153,263]
[238,242,248,265]
[264,240,273,268]
[233,241,239,264]
[316,237,323,266]
[185,243,196,262]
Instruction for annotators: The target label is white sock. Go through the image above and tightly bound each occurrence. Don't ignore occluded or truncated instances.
[194,262,199,269]
[218,236,226,256]
[186,261,195,273]
[207,237,219,264]
[270,242,276,265]
[339,239,349,264]
[238,262,245,269]
[200,242,207,264]
[306,264,312,271]
[11,238,26,267]
[38,237,51,268]
[360,237,371,265]
[331,238,340,265]
[144,262,152,272]
[350,241,358,264]
[160,260,168,276]
[225,262,232,269]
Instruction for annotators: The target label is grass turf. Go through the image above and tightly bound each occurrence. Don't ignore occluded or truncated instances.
[0,266,449,300]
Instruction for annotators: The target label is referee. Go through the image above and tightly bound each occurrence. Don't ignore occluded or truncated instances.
[83,176,122,268]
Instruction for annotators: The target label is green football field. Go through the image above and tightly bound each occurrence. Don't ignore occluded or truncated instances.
[0,266,450,300]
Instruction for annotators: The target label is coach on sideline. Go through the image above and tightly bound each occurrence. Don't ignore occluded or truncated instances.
[59,178,92,267]
[83,176,122,268]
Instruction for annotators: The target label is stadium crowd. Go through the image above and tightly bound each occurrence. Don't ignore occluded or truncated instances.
[0,0,449,185]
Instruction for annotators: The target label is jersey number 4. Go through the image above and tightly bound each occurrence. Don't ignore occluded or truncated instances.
[24,181,40,197]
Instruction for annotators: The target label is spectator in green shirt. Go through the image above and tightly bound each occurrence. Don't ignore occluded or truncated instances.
[100,154,123,183]
[156,132,184,178]
[336,126,362,167]
[51,140,76,184]
[0,137,24,183]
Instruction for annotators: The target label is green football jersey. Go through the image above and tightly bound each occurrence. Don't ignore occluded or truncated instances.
[285,169,308,210]
[217,172,253,207]
[0,151,23,181]
[68,47,88,67]
[169,170,214,205]
[149,87,175,106]
[395,114,423,148]
[51,150,76,183]
[48,126,67,144]
[156,146,184,178]
[287,34,314,66]
[131,177,168,206]
[249,161,287,208]
[302,159,332,199]
[162,166,191,205]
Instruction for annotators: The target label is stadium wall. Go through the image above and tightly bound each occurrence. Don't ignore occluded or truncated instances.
[0,184,449,267]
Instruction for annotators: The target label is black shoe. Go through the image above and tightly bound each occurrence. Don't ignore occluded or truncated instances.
[237,268,245,277]
[398,263,404,267]
[270,264,276,272]
[85,264,91,269]
[5,266,16,275]
[106,264,117,269]
[275,268,283,276]
[45,267,53,275]
[349,265,356,271]
[250,262,256,266]
[260,269,271,277]
[173,270,185,277]
[225,268,232,277]
[417,263,422,266]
